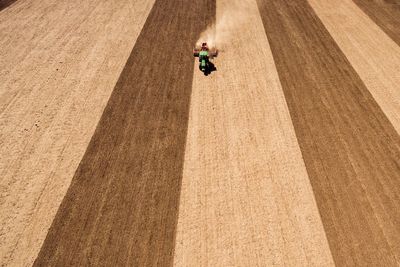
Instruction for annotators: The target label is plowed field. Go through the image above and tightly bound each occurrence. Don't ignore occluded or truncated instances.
[1,0,399,266]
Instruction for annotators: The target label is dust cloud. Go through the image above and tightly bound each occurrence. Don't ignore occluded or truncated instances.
[196,0,254,50]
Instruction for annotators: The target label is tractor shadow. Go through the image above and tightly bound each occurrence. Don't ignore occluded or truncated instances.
[203,62,217,76]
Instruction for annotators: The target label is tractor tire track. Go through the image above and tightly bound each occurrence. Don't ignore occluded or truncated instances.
[34,0,215,265]
[256,0,400,266]
[353,0,400,46]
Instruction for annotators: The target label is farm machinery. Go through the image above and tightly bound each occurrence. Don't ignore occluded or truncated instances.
[193,42,218,75]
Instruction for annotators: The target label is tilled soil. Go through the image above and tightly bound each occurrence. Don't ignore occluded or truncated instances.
[0,0,16,11]
[0,0,154,265]
[353,0,400,46]
[173,0,334,265]
[310,0,400,134]
[34,0,215,266]
[256,0,400,265]
[1,0,400,265]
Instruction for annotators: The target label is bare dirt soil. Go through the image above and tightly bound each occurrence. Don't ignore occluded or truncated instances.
[310,0,400,134]
[0,0,16,12]
[256,0,400,265]
[34,0,215,266]
[173,0,333,266]
[0,0,154,265]
[353,0,400,46]
[1,0,400,265]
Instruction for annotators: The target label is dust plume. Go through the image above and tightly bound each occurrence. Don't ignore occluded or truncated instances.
[196,0,254,50]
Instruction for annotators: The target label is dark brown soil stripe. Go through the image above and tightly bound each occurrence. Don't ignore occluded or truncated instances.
[256,0,400,266]
[0,0,16,11]
[34,0,215,266]
[353,0,400,46]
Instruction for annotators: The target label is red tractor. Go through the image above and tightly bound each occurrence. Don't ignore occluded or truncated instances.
[193,43,218,75]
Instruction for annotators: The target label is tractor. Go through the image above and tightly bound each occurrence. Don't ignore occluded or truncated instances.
[193,42,218,75]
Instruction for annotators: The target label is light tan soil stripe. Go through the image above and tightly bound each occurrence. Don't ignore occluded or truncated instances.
[353,0,400,46]
[173,0,334,265]
[309,0,400,134]
[0,0,154,265]
[256,0,400,265]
